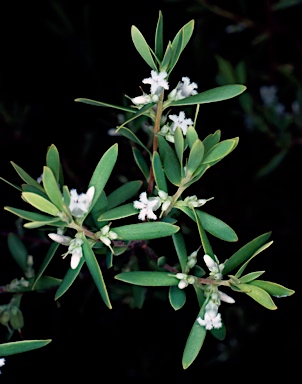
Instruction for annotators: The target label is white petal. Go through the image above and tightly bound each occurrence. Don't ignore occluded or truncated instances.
[48,233,71,245]
[219,290,235,304]
[70,252,82,269]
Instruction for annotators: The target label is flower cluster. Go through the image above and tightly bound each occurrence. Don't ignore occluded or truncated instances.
[197,254,235,330]
[69,186,95,219]
[48,232,84,269]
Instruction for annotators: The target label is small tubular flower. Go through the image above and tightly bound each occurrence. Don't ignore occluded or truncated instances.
[142,70,169,95]
[133,192,161,221]
[183,195,214,209]
[197,301,222,330]
[69,186,95,218]
[168,111,193,135]
[169,76,198,100]
[203,254,224,280]
[48,233,84,269]
[98,225,118,253]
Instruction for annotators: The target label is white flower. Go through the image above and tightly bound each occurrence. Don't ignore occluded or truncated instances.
[48,233,83,269]
[203,254,224,280]
[169,77,198,100]
[69,186,95,218]
[168,111,193,135]
[157,189,173,215]
[142,70,169,95]
[131,94,152,106]
[183,195,214,209]
[0,357,5,374]
[197,301,222,330]
[133,192,161,221]
[99,225,118,253]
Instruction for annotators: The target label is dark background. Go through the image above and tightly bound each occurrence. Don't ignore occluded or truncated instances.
[0,0,300,380]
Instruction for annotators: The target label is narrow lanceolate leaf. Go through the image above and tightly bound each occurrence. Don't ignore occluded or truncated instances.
[115,271,179,286]
[7,232,28,272]
[192,208,214,257]
[235,241,274,278]
[42,166,64,211]
[240,271,265,283]
[88,143,118,214]
[157,135,181,186]
[171,84,247,107]
[160,42,172,72]
[10,162,44,191]
[187,139,204,176]
[113,222,179,240]
[23,218,66,229]
[131,25,157,70]
[223,232,272,275]
[172,232,188,272]
[31,276,62,292]
[107,180,142,210]
[250,280,295,298]
[119,127,151,156]
[155,10,164,61]
[202,130,221,155]
[55,257,85,300]
[32,242,60,290]
[133,147,150,182]
[202,139,238,165]
[196,210,238,242]
[0,339,52,356]
[98,203,138,221]
[152,151,168,193]
[82,236,112,309]
[174,127,184,172]
[182,300,208,369]
[46,144,61,183]
[237,283,277,310]
[169,285,186,310]
[21,192,60,216]
[169,20,194,74]
[74,98,137,113]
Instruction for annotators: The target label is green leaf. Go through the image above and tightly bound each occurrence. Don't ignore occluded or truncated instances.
[155,10,164,61]
[169,285,186,310]
[174,126,184,169]
[202,139,238,165]
[196,210,238,242]
[132,147,150,182]
[88,143,118,215]
[235,241,274,278]
[107,180,142,210]
[42,166,64,211]
[187,139,204,176]
[186,126,199,149]
[223,232,272,275]
[131,25,157,70]
[152,151,168,193]
[157,135,181,186]
[169,20,194,74]
[10,162,44,191]
[32,276,62,292]
[119,127,151,156]
[250,280,295,298]
[160,42,172,72]
[171,85,246,107]
[203,130,221,155]
[237,283,277,310]
[74,98,137,113]
[32,242,60,290]
[113,222,179,240]
[98,203,138,221]
[172,232,188,272]
[7,233,28,272]
[23,218,66,229]
[182,300,208,369]
[46,144,61,184]
[82,236,112,309]
[55,258,85,300]
[115,271,179,286]
[192,208,214,256]
[0,339,52,356]
[240,271,265,283]
[21,192,60,216]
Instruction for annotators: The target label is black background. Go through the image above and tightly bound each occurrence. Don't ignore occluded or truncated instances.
[0,0,300,381]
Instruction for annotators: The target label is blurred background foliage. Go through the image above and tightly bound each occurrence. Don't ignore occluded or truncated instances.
[0,0,300,380]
